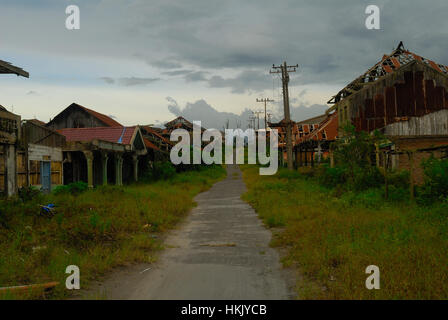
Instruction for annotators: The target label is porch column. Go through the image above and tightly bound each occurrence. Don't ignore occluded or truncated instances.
[101,152,108,185]
[317,141,322,164]
[132,154,139,182]
[115,153,123,186]
[83,151,94,188]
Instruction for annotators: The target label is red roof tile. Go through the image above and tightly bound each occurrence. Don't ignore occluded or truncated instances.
[57,126,136,145]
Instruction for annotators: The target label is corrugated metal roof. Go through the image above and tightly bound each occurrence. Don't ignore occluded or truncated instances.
[57,126,137,145]
[0,59,29,78]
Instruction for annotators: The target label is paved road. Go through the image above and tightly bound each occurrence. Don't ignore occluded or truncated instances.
[84,165,293,300]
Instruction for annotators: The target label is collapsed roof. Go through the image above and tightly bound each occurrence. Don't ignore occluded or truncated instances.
[328,42,448,104]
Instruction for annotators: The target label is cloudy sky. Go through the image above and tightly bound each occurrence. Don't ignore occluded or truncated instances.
[1,0,447,128]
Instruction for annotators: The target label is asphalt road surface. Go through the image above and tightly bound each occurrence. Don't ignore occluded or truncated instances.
[82,164,294,300]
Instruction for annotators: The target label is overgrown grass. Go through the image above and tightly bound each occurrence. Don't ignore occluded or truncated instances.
[241,165,448,299]
[0,165,225,299]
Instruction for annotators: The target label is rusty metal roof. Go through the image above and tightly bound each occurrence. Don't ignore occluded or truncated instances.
[0,59,29,78]
[328,42,448,104]
[143,137,161,151]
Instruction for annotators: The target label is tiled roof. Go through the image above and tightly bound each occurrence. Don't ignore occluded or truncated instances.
[57,126,137,145]
[329,42,448,104]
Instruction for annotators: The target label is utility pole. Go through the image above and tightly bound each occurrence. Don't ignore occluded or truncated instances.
[247,116,255,129]
[256,98,274,129]
[270,61,298,171]
[252,110,263,131]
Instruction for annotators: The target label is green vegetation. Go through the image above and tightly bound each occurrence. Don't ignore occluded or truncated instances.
[242,128,448,300]
[0,165,225,299]
[241,164,448,299]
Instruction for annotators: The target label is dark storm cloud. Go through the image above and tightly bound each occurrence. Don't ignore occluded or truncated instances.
[185,71,207,82]
[208,70,272,93]
[5,0,448,94]
[162,70,193,76]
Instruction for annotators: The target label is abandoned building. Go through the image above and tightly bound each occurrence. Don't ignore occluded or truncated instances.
[294,112,339,167]
[269,112,338,167]
[19,120,66,193]
[327,42,448,183]
[0,59,29,196]
[141,126,172,154]
[46,102,122,130]
[57,126,147,187]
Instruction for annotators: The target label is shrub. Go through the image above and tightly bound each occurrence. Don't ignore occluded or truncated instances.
[18,186,41,202]
[318,165,347,188]
[387,170,410,189]
[53,182,88,195]
[416,157,448,205]
[142,161,176,181]
[352,166,384,191]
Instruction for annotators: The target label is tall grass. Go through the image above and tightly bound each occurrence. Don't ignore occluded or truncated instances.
[0,165,225,299]
[241,165,448,299]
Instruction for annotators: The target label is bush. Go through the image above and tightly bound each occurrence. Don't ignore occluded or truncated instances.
[352,166,384,191]
[318,165,347,188]
[143,161,176,181]
[18,186,41,202]
[416,157,448,205]
[387,170,410,189]
[53,182,88,195]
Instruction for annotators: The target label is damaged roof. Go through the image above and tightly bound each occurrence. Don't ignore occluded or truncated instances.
[328,42,448,104]
[0,59,29,78]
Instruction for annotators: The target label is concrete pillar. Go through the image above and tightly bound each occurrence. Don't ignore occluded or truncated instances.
[115,154,123,186]
[5,144,17,196]
[317,141,322,164]
[83,151,94,188]
[101,152,108,185]
[132,154,139,182]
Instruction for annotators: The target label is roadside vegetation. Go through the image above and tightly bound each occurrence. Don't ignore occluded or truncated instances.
[0,164,225,299]
[241,128,448,299]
